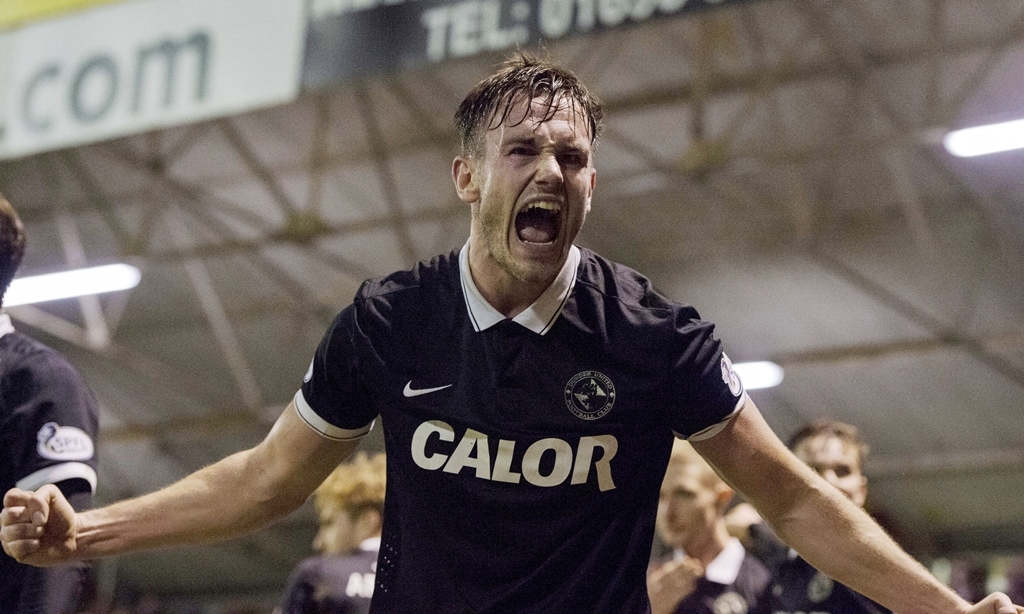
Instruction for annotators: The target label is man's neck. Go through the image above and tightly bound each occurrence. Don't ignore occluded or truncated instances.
[467,248,557,319]
[472,273,551,319]
[683,523,731,569]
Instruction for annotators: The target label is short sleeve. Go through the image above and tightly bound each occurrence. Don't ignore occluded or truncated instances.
[662,307,747,440]
[294,302,378,441]
[3,349,99,495]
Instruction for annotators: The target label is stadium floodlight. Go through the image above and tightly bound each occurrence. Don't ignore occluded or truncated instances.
[733,361,784,390]
[5,263,141,307]
[943,118,1024,157]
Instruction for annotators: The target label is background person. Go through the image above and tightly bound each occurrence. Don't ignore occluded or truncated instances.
[649,438,770,614]
[0,193,100,613]
[744,419,892,614]
[276,451,386,614]
[2,54,1021,614]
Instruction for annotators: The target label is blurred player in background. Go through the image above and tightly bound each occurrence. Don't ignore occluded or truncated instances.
[277,451,385,614]
[0,193,100,613]
[728,419,892,614]
[649,439,770,614]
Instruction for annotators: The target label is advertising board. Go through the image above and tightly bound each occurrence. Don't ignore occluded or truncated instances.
[303,0,756,87]
[0,0,306,160]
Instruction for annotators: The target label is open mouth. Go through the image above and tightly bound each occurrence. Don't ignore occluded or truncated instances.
[515,201,561,244]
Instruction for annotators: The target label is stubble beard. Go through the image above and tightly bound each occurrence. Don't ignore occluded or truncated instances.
[476,199,555,285]
[482,217,544,284]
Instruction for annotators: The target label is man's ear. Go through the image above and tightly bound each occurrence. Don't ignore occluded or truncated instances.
[453,156,480,203]
[715,486,735,515]
[585,168,596,214]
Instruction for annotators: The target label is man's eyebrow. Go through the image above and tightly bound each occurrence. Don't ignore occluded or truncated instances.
[499,135,591,154]
[503,136,536,145]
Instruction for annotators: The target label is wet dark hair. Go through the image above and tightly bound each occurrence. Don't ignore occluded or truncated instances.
[0,193,26,308]
[454,50,604,158]
[788,419,870,464]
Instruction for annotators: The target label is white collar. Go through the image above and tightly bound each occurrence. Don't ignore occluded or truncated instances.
[0,314,14,340]
[360,536,381,552]
[459,241,579,335]
[674,537,747,586]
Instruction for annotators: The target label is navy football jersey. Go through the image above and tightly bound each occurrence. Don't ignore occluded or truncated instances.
[296,246,746,613]
[760,554,891,614]
[653,539,771,614]
[0,314,99,614]
[279,541,379,614]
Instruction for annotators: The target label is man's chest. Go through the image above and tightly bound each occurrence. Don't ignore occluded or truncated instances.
[375,320,664,431]
[371,322,672,495]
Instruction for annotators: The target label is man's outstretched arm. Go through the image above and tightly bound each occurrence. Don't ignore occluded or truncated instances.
[1,402,361,566]
[691,398,1023,614]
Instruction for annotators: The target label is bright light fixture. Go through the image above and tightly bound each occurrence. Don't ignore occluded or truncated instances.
[5,264,141,307]
[733,361,784,390]
[943,118,1024,157]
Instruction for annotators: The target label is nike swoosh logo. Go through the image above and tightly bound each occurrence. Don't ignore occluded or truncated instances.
[403,382,453,397]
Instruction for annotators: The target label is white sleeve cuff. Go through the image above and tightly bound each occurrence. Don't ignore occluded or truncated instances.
[16,462,97,493]
[293,390,374,441]
[680,391,749,442]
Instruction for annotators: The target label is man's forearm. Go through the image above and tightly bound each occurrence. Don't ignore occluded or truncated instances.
[765,470,967,614]
[73,448,304,560]
[71,406,361,561]
[693,402,971,614]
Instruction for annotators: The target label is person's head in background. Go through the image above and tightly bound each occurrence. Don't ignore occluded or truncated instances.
[656,439,734,562]
[788,419,869,508]
[0,193,27,309]
[312,451,386,555]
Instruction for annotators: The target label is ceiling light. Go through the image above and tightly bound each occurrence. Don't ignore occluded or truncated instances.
[5,264,141,307]
[733,361,784,390]
[943,118,1024,157]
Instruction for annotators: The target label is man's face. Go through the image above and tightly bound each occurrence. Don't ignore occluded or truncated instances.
[454,95,596,287]
[793,435,868,508]
[656,463,723,552]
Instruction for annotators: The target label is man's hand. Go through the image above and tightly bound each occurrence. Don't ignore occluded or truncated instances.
[1,485,79,567]
[966,592,1024,614]
[647,555,704,614]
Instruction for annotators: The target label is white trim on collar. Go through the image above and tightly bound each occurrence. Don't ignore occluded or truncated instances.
[674,537,747,586]
[0,313,14,339]
[459,242,579,335]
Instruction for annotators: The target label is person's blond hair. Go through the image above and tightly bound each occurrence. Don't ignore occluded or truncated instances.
[314,451,386,523]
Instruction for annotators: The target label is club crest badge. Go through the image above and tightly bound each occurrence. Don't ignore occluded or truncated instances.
[564,371,615,420]
[807,570,834,603]
[712,591,749,614]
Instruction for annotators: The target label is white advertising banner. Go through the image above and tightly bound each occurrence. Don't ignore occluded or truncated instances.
[0,0,306,160]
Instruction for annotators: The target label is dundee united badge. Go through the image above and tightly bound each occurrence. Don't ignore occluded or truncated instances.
[712,592,749,614]
[564,371,615,420]
[807,570,834,604]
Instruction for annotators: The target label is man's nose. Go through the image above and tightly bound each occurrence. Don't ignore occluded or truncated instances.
[535,152,563,184]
